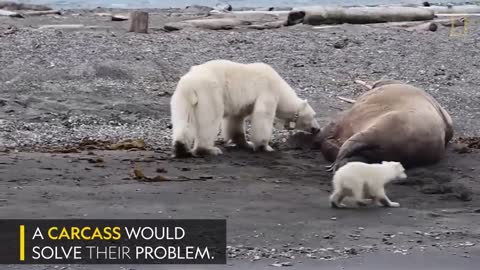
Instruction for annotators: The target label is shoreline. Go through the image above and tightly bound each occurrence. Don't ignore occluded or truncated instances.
[18,0,480,11]
[2,1,480,13]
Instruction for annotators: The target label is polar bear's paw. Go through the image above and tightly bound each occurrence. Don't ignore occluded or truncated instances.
[193,147,223,157]
[389,202,400,208]
[224,140,254,150]
[253,144,274,152]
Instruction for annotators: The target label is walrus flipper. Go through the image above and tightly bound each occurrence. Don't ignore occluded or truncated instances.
[330,131,381,172]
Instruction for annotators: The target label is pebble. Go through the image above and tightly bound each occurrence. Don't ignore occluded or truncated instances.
[271,262,293,267]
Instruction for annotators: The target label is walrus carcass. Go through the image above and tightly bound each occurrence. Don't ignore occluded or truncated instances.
[319,79,454,171]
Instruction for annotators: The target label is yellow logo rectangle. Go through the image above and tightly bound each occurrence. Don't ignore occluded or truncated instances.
[19,225,25,261]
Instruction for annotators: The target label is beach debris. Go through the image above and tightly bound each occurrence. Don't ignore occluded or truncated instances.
[184,5,213,14]
[247,20,285,30]
[0,1,52,11]
[112,14,129,21]
[0,9,22,18]
[214,3,233,13]
[128,11,149,33]
[454,137,480,149]
[21,10,61,17]
[133,167,146,180]
[405,21,438,32]
[133,166,210,183]
[452,143,471,154]
[333,38,349,49]
[107,138,146,150]
[48,138,147,153]
[38,24,85,30]
[271,262,293,267]
[337,96,356,104]
[438,17,465,27]
[422,4,480,14]
[354,79,372,90]
[287,6,435,26]
[49,147,81,154]
[164,18,250,31]
[87,157,103,164]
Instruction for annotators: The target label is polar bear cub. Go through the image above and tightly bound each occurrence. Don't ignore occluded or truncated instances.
[329,161,407,208]
[170,59,320,158]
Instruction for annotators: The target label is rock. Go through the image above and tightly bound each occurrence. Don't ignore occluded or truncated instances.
[184,5,213,14]
[453,143,471,154]
[420,184,452,194]
[333,39,349,49]
[271,262,293,267]
[452,185,473,201]
[215,3,233,12]
[112,14,129,21]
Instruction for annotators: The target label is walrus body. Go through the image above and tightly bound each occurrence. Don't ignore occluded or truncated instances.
[319,80,453,170]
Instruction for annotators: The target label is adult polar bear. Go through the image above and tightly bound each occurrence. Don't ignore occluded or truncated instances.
[170,59,321,158]
[319,79,454,171]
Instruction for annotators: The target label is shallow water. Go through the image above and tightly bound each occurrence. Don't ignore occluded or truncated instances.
[21,0,474,9]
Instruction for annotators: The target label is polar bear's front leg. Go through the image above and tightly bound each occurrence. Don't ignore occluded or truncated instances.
[222,116,253,150]
[250,98,276,152]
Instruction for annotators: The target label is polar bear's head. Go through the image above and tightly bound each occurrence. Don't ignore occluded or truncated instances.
[293,99,320,134]
[381,161,407,180]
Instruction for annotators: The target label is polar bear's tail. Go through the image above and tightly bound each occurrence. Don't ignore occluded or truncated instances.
[170,81,198,158]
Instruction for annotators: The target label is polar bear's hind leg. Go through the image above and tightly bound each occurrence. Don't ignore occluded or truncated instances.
[191,88,223,157]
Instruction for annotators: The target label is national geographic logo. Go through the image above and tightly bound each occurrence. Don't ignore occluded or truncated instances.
[0,219,226,264]
[449,16,468,37]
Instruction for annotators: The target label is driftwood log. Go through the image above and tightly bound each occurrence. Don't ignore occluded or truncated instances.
[287,6,435,25]
[0,9,22,17]
[21,10,61,16]
[422,5,480,14]
[164,18,251,31]
[128,11,149,33]
[0,1,51,11]
[247,20,286,30]
[438,17,465,27]
[112,14,129,21]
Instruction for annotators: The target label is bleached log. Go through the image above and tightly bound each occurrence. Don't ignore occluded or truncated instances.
[287,6,435,26]
[20,10,61,16]
[421,5,480,14]
[337,96,356,104]
[0,9,22,17]
[405,21,437,31]
[164,18,250,31]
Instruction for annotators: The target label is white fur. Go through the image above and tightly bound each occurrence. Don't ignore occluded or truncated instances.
[170,59,320,157]
[329,161,407,208]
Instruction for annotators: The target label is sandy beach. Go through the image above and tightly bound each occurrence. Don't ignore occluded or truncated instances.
[1,5,480,269]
